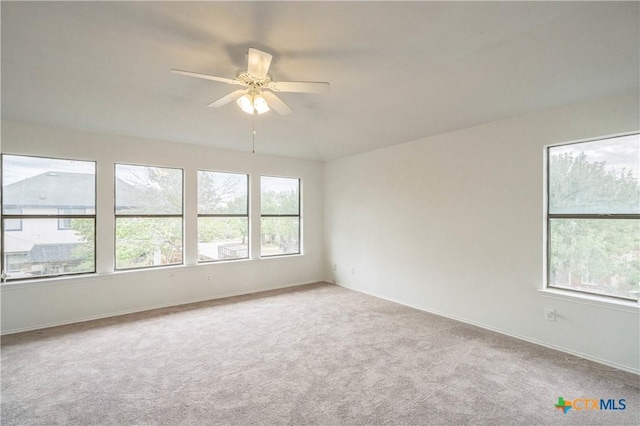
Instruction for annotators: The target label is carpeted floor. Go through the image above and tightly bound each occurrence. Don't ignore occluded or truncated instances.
[1,282,638,425]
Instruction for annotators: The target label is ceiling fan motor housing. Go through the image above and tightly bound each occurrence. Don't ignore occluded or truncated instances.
[235,71,272,89]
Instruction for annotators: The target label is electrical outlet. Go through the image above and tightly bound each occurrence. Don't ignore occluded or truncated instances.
[350,267,355,275]
[332,263,337,271]
[544,308,556,322]
[206,275,212,282]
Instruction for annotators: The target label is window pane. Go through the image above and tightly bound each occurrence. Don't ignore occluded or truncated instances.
[2,155,95,213]
[2,218,95,279]
[261,176,299,215]
[115,217,182,269]
[549,219,640,300]
[198,171,248,215]
[5,218,22,231]
[549,134,640,214]
[261,217,300,256]
[4,208,22,231]
[115,164,182,215]
[198,217,248,261]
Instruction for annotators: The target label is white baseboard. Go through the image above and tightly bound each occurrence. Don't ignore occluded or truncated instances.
[337,282,640,376]
[1,281,320,335]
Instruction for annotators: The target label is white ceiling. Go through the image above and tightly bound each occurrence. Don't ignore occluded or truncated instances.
[2,1,638,161]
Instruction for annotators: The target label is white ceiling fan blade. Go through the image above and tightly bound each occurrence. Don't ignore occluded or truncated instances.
[271,81,330,94]
[261,91,293,115]
[247,48,272,79]
[208,90,247,108]
[171,69,243,86]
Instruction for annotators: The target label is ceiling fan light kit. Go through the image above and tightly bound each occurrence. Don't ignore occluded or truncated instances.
[252,95,269,114]
[172,47,330,116]
[237,90,270,115]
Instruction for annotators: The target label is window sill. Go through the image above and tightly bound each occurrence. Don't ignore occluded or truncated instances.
[1,254,306,290]
[260,253,303,260]
[539,287,639,313]
[1,272,113,290]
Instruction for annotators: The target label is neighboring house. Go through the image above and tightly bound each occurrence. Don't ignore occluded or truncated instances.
[2,172,139,278]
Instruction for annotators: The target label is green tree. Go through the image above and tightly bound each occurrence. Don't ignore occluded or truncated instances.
[69,219,95,272]
[115,217,182,268]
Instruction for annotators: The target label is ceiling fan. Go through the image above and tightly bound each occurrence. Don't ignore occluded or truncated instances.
[171,48,330,115]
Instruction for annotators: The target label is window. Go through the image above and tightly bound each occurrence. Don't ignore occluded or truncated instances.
[1,155,96,280]
[546,134,640,301]
[3,208,22,231]
[261,176,300,256]
[197,171,249,262]
[115,164,183,270]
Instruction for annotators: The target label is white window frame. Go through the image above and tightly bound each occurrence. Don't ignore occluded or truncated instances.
[197,170,250,263]
[114,163,184,271]
[1,154,97,281]
[260,176,301,257]
[544,132,640,303]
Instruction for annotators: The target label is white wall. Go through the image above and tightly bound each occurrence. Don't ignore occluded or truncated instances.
[324,92,640,373]
[3,92,639,373]
[1,120,324,333]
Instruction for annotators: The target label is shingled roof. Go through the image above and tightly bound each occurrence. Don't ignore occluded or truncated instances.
[3,172,140,209]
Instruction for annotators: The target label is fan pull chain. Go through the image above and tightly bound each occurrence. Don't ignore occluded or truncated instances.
[252,113,256,154]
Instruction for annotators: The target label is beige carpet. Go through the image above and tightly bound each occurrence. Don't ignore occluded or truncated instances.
[1,282,638,425]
